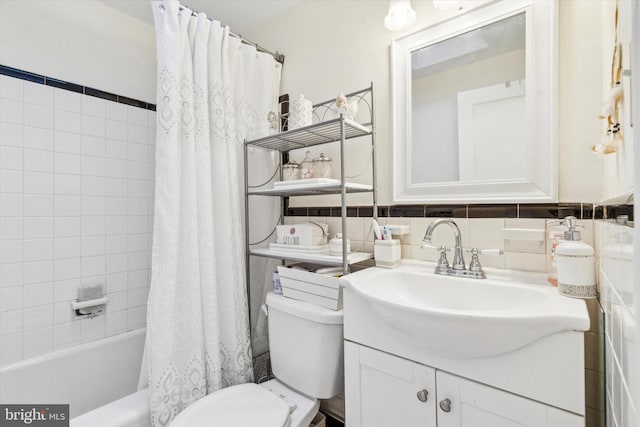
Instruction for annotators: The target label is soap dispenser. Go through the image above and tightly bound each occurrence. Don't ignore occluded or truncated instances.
[555,216,596,299]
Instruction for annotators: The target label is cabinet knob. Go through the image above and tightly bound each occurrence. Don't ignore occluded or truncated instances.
[416,389,429,402]
[439,398,452,412]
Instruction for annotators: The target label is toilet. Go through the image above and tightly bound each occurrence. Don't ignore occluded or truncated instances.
[171,292,344,427]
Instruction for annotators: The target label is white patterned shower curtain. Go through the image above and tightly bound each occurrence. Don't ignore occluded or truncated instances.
[140,1,282,425]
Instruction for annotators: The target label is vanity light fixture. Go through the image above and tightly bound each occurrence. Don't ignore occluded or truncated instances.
[432,0,465,11]
[384,0,417,31]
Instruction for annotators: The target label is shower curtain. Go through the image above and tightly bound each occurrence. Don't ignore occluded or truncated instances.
[141,1,281,425]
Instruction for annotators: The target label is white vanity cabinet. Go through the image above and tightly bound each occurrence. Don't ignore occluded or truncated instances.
[345,342,584,427]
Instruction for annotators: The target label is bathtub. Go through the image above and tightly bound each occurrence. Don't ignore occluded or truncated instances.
[0,328,149,426]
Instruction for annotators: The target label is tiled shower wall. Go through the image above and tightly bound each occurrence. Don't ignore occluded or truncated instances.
[597,220,636,427]
[0,72,155,365]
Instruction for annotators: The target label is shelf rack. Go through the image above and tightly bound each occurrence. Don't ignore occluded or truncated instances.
[243,83,377,307]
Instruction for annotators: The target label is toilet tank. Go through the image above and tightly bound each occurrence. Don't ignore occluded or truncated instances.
[266,292,344,399]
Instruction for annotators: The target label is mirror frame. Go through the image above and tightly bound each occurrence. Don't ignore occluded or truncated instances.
[391,0,557,204]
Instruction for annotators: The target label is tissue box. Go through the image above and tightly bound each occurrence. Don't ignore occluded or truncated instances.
[277,265,342,310]
[276,223,328,246]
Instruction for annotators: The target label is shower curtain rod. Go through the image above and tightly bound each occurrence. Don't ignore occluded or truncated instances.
[162,3,285,64]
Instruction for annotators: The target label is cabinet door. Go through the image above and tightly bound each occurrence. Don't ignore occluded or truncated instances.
[345,342,436,427]
[436,371,584,427]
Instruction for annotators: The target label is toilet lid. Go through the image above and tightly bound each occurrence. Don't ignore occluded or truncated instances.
[170,383,290,427]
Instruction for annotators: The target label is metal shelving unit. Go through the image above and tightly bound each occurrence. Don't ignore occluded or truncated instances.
[243,84,377,302]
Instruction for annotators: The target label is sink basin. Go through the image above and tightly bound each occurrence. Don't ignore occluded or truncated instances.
[342,261,590,358]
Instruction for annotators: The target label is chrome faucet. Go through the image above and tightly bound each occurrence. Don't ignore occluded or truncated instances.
[422,219,466,276]
[421,219,503,279]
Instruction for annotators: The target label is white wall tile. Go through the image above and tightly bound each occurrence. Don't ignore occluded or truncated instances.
[127,106,147,126]
[106,311,127,336]
[23,194,54,217]
[81,176,105,196]
[106,253,127,274]
[0,263,22,288]
[504,252,546,273]
[106,102,127,122]
[127,124,147,144]
[24,171,54,194]
[0,75,24,101]
[127,287,148,308]
[53,321,81,350]
[54,258,81,281]
[23,326,52,354]
[107,178,127,197]
[106,139,127,159]
[0,169,23,193]
[0,286,23,312]
[106,272,128,293]
[82,96,106,118]
[127,234,148,253]
[81,236,105,257]
[106,158,127,177]
[0,332,22,362]
[54,88,81,113]
[81,135,105,157]
[55,110,82,134]
[127,160,147,180]
[23,239,53,262]
[24,149,53,172]
[0,241,22,263]
[127,216,148,234]
[0,99,24,124]
[0,122,24,147]
[128,251,149,271]
[127,143,147,162]
[54,131,81,154]
[0,194,23,217]
[81,216,105,236]
[106,216,127,235]
[0,146,23,170]
[106,290,127,313]
[82,255,105,276]
[23,217,52,239]
[54,195,81,216]
[81,196,105,216]
[127,197,147,216]
[54,174,81,195]
[82,115,105,137]
[80,315,106,343]
[54,237,81,259]
[53,302,73,325]
[23,262,53,286]
[24,82,53,107]
[0,310,23,336]
[54,152,81,174]
[127,269,148,290]
[23,304,53,331]
[106,120,127,141]
[23,281,52,306]
[1,218,23,240]
[24,104,53,129]
[106,197,127,216]
[24,126,53,151]
[82,155,105,176]
[127,305,147,330]
[54,216,81,238]
[53,278,80,303]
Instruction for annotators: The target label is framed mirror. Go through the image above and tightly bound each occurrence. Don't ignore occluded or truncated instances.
[391,0,557,203]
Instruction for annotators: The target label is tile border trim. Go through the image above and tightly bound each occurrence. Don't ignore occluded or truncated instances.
[286,203,634,222]
[0,64,156,111]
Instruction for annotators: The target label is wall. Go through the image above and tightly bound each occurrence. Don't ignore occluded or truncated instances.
[249,0,604,205]
[0,0,156,104]
[0,73,155,365]
[0,0,156,365]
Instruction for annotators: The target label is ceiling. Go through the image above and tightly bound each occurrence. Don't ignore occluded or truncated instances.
[97,0,301,37]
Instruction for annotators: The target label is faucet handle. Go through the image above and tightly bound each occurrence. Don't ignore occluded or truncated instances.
[421,243,450,252]
[465,248,504,256]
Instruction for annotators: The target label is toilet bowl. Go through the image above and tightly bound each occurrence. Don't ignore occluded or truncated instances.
[171,292,344,427]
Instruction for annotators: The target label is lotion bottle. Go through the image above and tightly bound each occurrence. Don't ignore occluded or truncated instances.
[555,216,596,299]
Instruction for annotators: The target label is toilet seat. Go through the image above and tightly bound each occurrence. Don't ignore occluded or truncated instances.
[170,383,291,427]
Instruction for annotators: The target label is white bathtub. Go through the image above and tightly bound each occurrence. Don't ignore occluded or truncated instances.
[0,328,149,426]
